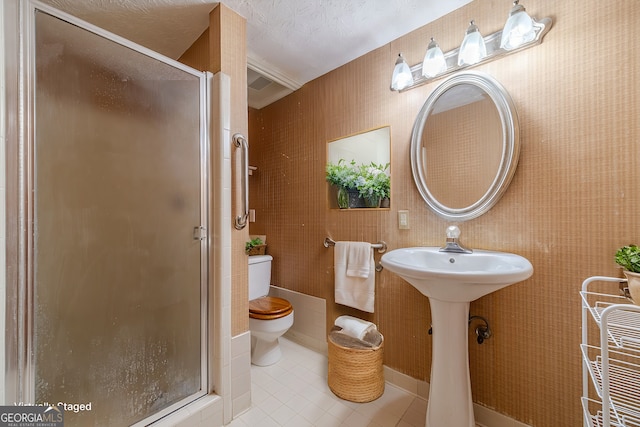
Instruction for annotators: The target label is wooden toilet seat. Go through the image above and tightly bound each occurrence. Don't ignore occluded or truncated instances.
[249,296,293,320]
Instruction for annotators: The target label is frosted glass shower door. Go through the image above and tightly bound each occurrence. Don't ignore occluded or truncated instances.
[32,9,208,427]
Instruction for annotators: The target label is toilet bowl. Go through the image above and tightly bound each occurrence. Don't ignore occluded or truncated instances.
[248,255,294,366]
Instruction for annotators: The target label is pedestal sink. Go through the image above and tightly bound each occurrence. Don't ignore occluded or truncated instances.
[380,246,533,427]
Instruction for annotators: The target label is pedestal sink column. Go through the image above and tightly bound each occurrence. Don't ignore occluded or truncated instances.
[427,299,475,427]
[379,246,533,426]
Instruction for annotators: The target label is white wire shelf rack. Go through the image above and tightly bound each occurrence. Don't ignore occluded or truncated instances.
[581,290,640,351]
[581,276,640,427]
[582,398,640,427]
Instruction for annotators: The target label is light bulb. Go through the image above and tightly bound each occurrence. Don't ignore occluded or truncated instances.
[422,38,447,78]
[458,20,486,66]
[390,53,413,91]
[500,1,535,50]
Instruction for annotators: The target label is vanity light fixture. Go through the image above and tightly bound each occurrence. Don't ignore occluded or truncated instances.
[390,1,552,92]
[458,21,486,66]
[422,38,447,78]
[390,53,413,91]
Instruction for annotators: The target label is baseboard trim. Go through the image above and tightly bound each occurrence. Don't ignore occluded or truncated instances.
[383,365,531,427]
[283,329,327,356]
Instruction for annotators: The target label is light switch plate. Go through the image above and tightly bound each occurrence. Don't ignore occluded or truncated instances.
[398,210,409,229]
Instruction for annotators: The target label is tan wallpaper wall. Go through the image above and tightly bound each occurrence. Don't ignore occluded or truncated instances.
[180,4,249,337]
[248,1,640,425]
[179,29,209,71]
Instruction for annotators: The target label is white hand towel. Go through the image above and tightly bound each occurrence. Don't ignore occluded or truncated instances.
[346,242,372,278]
[334,242,375,313]
[335,315,377,340]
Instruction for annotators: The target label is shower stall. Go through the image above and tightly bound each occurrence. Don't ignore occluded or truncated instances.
[6,2,217,425]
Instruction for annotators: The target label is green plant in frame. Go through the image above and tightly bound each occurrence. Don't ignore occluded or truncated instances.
[355,162,390,200]
[325,159,359,191]
[326,159,390,207]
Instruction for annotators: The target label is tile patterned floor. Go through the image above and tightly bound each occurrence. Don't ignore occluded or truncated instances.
[226,337,428,427]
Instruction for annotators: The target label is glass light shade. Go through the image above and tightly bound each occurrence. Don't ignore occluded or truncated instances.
[458,21,487,66]
[390,53,413,91]
[500,1,535,50]
[422,38,447,78]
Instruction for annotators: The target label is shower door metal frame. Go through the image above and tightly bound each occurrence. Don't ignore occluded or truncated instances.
[9,1,212,424]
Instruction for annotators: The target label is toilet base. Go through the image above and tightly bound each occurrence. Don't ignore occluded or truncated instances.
[251,335,283,366]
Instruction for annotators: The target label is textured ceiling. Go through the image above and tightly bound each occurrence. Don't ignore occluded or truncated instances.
[232,0,472,89]
[39,0,472,107]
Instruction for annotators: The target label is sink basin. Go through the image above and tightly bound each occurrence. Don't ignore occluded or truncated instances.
[381,246,533,427]
[380,247,533,302]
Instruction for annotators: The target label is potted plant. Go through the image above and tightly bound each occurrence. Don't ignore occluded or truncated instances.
[355,162,390,208]
[326,159,359,208]
[326,159,390,208]
[246,237,266,255]
[615,244,640,305]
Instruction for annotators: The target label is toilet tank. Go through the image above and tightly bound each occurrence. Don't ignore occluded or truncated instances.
[248,255,272,301]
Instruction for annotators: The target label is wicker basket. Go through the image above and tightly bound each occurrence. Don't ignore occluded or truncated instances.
[246,244,266,256]
[327,330,384,402]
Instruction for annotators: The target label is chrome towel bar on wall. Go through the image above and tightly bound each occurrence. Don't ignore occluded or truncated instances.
[324,237,387,272]
[323,237,387,254]
[233,133,249,230]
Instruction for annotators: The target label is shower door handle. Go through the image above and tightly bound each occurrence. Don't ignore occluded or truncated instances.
[233,133,249,230]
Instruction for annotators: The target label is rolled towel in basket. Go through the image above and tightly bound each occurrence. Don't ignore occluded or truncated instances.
[335,315,377,340]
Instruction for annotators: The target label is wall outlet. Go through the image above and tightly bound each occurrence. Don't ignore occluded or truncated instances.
[249,209,256,222]
[398,210,409,229]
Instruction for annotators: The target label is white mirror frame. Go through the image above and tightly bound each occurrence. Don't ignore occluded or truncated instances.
[410,71,520,221]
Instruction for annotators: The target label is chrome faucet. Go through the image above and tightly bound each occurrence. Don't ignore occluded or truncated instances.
[439,225,473,254]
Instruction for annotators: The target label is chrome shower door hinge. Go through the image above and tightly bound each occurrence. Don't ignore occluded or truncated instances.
[193,226,207,240]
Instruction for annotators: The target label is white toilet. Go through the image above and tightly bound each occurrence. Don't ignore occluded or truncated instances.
[248,255,294,366]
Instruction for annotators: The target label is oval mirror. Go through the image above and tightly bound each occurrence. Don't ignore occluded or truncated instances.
[410,71,520,221]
